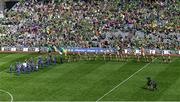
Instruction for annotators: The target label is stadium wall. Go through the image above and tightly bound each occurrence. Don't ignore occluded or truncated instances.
[0,47,48,53]
[0,46,180,56]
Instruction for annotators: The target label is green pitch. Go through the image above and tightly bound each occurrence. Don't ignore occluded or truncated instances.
[0,53,180,101]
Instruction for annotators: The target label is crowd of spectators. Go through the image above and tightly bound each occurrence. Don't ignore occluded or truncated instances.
[0,0,179,50]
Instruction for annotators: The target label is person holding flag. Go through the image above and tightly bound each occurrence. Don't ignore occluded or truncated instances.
[53,46,65,63]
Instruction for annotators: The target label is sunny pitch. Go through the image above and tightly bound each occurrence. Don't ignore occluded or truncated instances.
[0,53,180,101]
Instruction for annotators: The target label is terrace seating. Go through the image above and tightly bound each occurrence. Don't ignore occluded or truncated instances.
[0,0,179,50]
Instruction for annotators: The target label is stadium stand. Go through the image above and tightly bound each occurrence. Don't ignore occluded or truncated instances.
[0,0,179,50]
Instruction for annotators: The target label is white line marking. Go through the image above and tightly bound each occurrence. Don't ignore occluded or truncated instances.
[96,59,156,102]
[0,89,13,102]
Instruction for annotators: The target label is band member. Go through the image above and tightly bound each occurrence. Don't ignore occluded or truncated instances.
[162,53,166,63]
[109,51,112,61]
[95,52,98,60]
[150,54,154,62]
[92,52,96,61]
[120,50,125,62]
[149,50,155,62]
[124,50,128,62]
[85,52,88,61]
[132,49,136,61]
[72,53,76,62]
[123,50,128,62]
[141,47,146,62]
[103,51,107,61]
[168,54,171,63]
[67,54,70,62]
[116,51,120,61]
[141,47,145,56]
[135,49,140,62]
[145,54,149,62]
[137,54,140,62]
[77,52,81,61]
[87,52,91,60]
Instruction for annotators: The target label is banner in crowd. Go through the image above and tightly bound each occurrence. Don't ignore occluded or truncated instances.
[124,49,128,54]
[11,47,16,51]
[64,47,116,53]
[1,47,4,51]
[150,50,156,54]
[135,50,141,54]
[163,50,170,54]
[23,48,28,52]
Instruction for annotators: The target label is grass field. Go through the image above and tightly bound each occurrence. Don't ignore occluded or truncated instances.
[0,53,180,101]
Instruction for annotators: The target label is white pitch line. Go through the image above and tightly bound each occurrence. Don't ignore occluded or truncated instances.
[0,89,13,102]
[96,59,156,102]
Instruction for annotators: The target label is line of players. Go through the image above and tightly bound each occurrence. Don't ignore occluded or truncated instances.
[63,50,171,63]
[9,54,59,75]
